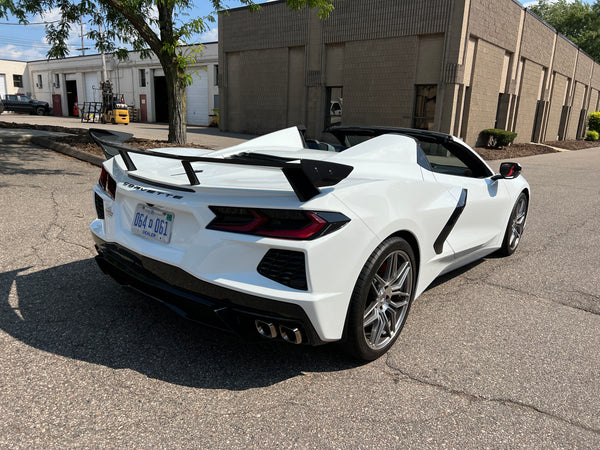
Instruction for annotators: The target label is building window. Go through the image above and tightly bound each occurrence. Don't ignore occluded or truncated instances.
[37,74,43,89]
[213,94,219,110]
[13,74,23,88]
[413,84,437,130]
[54,74,60,88]
[214,65,219,86]
[139,69,146,87]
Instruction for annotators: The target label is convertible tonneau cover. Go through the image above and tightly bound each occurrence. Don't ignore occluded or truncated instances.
[90,128,354,202]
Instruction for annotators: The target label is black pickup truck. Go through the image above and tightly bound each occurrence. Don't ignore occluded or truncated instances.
[0,94,51,115]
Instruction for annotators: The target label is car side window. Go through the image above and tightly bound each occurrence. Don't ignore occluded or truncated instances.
[419,141,473,177]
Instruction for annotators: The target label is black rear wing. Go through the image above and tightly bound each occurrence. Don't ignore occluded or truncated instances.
[89,128,353,202]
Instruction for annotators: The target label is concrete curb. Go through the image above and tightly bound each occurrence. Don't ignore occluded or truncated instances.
[30,136,105,167]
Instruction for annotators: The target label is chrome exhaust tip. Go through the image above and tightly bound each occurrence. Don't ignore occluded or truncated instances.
[279,325,303,344]
[255,320,277,339]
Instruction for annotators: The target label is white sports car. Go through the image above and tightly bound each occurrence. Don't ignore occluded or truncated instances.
[89,126,529,360]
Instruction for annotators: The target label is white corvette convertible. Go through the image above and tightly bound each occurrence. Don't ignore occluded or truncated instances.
[89,126,529,360]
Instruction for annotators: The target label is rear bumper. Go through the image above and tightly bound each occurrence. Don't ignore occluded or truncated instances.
[93,234,325,345]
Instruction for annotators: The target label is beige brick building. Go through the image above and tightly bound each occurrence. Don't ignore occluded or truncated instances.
[218,0,600,146]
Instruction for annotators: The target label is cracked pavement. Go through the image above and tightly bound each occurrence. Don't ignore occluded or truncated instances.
[0,142,599,447]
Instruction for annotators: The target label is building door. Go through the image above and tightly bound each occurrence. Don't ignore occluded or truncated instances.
[186,72,209,126]
[0,74,6,99]
[413,84,437,130]
[66,80,78,117]
[139,94,147,122]
[52,94,62,116]
[85,73,99,103]
[153,76,168,122]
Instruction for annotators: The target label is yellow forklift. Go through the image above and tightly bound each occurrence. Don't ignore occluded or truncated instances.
[100,80,129,125]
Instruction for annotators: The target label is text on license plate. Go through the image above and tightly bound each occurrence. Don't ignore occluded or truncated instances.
[132,205,174,243]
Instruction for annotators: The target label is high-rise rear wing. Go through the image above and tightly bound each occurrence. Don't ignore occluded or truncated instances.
[89,128,353,202]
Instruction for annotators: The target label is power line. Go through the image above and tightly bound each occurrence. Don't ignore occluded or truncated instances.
[0,20,60,25]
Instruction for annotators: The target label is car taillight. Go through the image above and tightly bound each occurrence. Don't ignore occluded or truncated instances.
[207,206,350,240]
[98,167,117,199]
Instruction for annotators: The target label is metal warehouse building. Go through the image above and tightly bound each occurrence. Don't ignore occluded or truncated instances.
[1,43,218,126]
[218,0,600,146]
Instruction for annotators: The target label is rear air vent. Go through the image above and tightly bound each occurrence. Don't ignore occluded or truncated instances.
[257,249,307,291]
[94,192,105,219]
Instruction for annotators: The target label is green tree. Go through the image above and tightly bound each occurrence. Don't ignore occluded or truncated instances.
[0,0,335,144]
[529,0,600,62]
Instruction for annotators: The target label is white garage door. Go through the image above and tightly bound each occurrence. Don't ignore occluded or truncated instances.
[85,73,99,103]
[0,74,6,100]
[186,71,209,126]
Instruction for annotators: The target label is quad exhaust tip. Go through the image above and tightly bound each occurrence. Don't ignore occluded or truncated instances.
[255,320,277,339]
[254,320,303,344]
[279,325,303,345]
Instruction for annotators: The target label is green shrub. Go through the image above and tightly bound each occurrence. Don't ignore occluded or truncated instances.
[588,111,600,133]
[480,129,518,148]
[585,130,599,141]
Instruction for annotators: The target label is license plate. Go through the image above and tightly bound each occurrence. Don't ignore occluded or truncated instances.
[132,205,174,243]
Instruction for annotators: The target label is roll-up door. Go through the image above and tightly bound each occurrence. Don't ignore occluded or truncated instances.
[85,73,99,103]
[186,71,209,126]
[0,74,6,99]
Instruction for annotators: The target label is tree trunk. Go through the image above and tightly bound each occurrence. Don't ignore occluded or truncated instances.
[162,59,187,145]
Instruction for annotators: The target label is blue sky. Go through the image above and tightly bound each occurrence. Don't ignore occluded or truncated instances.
[0,1,255,61]
[0,0,593,61]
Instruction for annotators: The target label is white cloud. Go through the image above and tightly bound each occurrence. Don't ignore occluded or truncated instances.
[200,27,218,42]
[35,8,63,23]
[0,44,47,61]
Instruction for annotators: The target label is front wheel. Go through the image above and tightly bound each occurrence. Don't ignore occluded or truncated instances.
[499,192,528,256]
[343,237,416,361]
[36,106,45,115]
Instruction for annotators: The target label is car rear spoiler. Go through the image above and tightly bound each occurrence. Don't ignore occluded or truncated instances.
[89,128,353,202]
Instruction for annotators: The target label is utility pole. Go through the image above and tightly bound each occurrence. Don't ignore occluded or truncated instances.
[75,18,90,56]
[98,11,108,82]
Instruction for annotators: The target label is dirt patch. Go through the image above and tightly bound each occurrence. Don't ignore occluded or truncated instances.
[474,143,559,161]
[58,134,209,157]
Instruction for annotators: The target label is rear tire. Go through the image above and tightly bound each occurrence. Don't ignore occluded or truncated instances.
[343,237,416,361]
[499,192,528,256]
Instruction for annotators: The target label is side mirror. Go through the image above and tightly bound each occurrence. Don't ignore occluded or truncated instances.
[492,162,522,180]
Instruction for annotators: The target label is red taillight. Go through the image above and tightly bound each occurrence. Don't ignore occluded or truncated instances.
[98,167,117,199]
[207,207,349,240]
[258,212,327,239]
[99,167,108,190]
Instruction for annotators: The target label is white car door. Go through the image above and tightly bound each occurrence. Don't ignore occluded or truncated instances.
[419,140,512,259]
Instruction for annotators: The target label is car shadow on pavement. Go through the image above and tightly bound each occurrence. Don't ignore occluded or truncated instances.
[0,144,84,177]
[0,259,356,390]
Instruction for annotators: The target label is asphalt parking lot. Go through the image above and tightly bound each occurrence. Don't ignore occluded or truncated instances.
[0,140,599,447]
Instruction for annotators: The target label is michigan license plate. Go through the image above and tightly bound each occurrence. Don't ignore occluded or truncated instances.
[132,205,174,243]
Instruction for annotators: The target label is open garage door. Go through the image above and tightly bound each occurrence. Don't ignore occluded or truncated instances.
[186,71,209,126]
